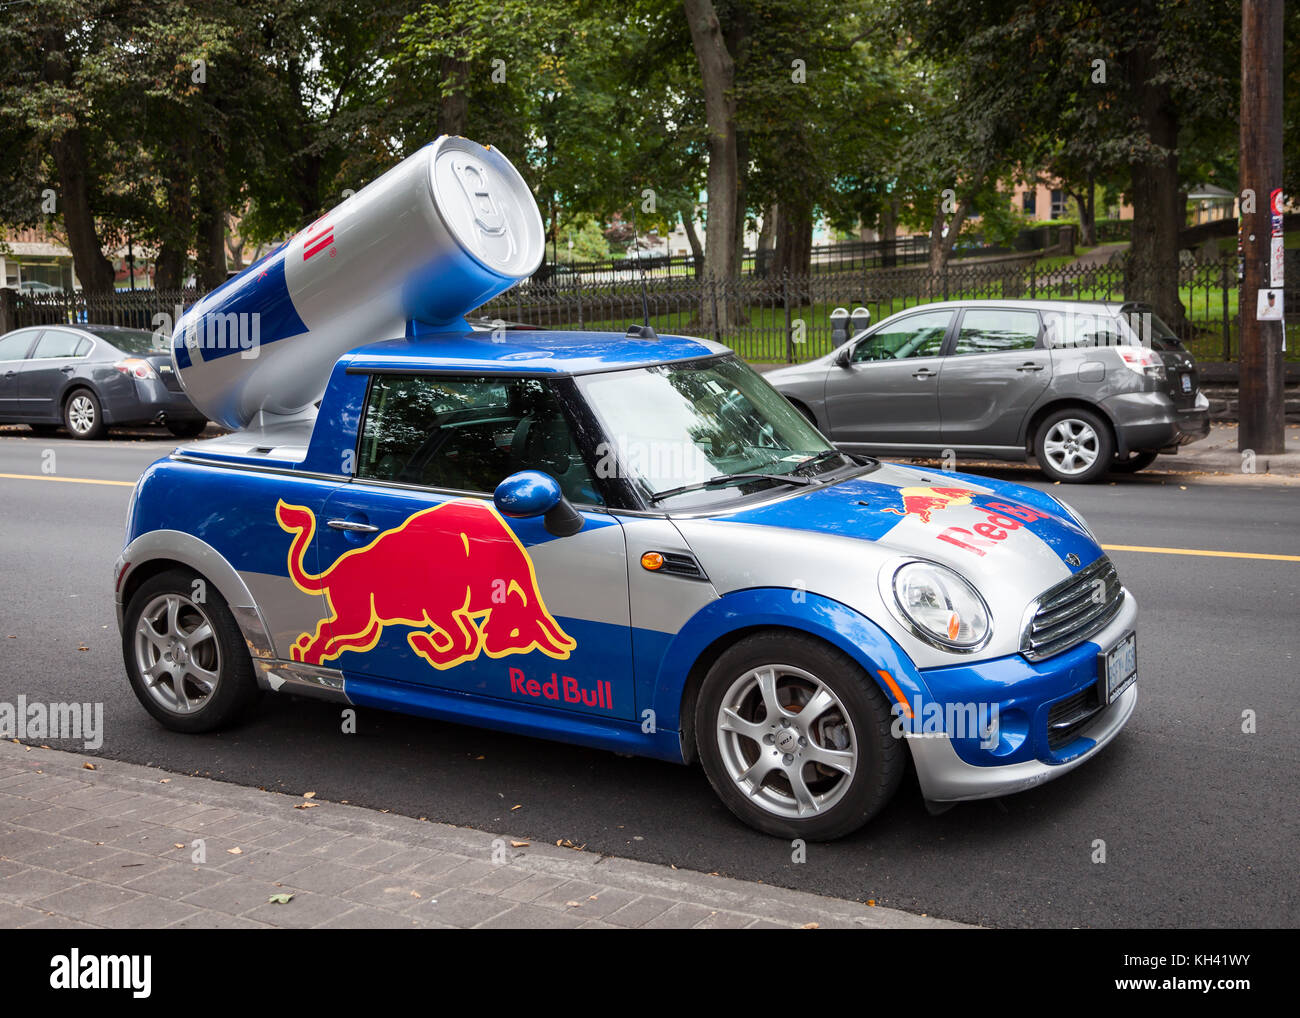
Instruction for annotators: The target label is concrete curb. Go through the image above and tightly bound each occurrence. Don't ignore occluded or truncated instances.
[0,742,972,930]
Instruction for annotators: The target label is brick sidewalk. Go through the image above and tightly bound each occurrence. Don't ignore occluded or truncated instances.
[0,742,969,930]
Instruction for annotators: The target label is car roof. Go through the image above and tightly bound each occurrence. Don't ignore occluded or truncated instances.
[340,329,730,375]
[884,298,1129,317]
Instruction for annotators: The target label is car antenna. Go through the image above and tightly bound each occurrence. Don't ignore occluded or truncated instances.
[626,207,657,340]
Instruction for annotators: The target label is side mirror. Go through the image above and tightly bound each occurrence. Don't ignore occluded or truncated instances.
[494,470,584,537]
[834,344,853,367]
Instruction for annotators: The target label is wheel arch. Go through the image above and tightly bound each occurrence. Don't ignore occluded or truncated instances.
[1022,398,1123,456]
[661,588,933,763]
[117,530,274,669]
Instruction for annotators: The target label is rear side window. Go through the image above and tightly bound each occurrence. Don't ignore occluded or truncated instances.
[1043,310,1124,349]
[0,330,39,360]
[357,374,604,506]
[32,330,87,359]
[953,309,1040,354]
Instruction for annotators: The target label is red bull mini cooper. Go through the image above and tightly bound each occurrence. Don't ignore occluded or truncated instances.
[114,138,1136,839]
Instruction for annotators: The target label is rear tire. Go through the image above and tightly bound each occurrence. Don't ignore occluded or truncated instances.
[63,388,106,440]
[695,631,904,840]
[1110,449,1159,474]
[1034,407,1113,483]
[166,419,207,438]
[122,569,260,733]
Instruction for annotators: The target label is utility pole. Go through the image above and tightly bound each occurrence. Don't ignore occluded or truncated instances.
[1238,0,1285,455]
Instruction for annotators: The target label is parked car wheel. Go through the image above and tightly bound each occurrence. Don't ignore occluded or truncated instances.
[695,631,903,840]
[166,419,207,438]
[1110,449,1159,474]
[1034,408,1114,483]
[63,388,106,440]
[122,568,260,733]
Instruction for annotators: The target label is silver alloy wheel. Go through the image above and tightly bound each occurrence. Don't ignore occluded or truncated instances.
[1043,418,1100,475]
[134,593,221,715]
[715,664,858,819]
[67,394,96,435]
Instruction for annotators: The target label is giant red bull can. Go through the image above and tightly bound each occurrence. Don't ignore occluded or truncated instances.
[171,136,545,430]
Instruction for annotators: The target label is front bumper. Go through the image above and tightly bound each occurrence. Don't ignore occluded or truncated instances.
[907,589,1138,802]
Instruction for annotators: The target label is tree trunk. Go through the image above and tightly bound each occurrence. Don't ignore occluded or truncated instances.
[1125,46,1185,332]
[756,203,776,277]
[684,0,740,330]
[879,197,897,267]
[437,57,469,136]
[773,200,812,287]
[928,193,977,273]
[194,199,228,291]
[41,38,113,293]
[682,213,705,279]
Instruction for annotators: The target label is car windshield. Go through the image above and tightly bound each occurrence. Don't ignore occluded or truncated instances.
[576,356,855,508]
[82,327,165,354]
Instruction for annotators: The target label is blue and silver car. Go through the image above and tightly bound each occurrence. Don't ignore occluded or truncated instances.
[112,137,1137,840]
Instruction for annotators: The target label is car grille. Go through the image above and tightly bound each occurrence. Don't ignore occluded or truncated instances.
[1046,683,1105,750]
[1021,556,1124,661]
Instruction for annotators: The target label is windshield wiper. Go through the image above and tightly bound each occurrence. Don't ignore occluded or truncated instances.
[792,449,848,476]
[648,471,813,504]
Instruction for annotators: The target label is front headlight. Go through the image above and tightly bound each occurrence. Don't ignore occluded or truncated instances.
[892,561,991,651]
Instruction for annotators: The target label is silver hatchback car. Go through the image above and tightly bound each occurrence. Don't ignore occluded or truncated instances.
[766,299,1210,483]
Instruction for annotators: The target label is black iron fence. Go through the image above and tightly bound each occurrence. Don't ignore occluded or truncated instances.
[4,252,1293,367]
[482,253,1281,364]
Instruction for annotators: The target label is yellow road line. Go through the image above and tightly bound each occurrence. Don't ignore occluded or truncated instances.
[0,472,135,488]
[3,472,1298,562]
[1102,543,1300,562]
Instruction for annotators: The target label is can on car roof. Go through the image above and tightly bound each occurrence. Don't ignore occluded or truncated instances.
[170,136,545,430]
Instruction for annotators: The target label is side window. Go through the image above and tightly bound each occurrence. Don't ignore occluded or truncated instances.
[851,310,953,362]
[1042,311,1122,349]
[32,330,87,359]
[953,309,1040,355]
[0,330,40,360]
[358,374,604,506]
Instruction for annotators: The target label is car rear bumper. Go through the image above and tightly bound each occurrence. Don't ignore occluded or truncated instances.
[1102,391,1208,454]
[102,378,203,425]
[907,589,1138,802]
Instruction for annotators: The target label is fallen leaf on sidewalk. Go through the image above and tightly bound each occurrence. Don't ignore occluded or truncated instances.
[293,802,319,809]
[510,840,528,848]
[565,901,581,908]
[801,922,819,929]
[267,893,294,905]
[82,762,95,770]
[227,847,242,855]
[159,779,170,783]
[174,843,185,849]
[510,804,522,811]
[302,791,316,799]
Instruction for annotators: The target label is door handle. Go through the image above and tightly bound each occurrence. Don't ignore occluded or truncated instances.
[3,370,15,378]
[326,519,379,533]
[61,365,75,373]
[1016,362,1044,372]
[911,368,937,379]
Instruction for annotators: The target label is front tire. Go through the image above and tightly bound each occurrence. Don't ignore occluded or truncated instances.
[122,569,260,733]
[64,388,106,440]
[695,632,904,840]
[1034,407,1113,483]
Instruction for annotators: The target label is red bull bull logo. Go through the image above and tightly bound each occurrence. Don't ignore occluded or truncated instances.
[881,486,976,523]
[275,499,576,670]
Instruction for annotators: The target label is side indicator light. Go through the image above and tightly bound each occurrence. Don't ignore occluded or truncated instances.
[640,551,664,571]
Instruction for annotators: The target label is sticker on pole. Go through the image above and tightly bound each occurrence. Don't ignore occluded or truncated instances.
[1256,289,1284,321]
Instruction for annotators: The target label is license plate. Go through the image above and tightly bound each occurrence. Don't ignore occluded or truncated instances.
[1181,373,1192,393]
[1102,631,1137,703]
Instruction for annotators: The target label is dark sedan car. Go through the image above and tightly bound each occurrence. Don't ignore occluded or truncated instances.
[0,324,207,439]
[766,299,1209,483]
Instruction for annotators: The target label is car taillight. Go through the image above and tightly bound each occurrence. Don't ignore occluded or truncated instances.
[114,357,158,380]
[1116,345,1166,381]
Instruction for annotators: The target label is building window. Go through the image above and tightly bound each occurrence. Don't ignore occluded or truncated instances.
[1022,190,1037,216]
[1050,189,1067,219]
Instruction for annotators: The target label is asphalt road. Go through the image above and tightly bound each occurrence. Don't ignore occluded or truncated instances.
[1,428,1296,928]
